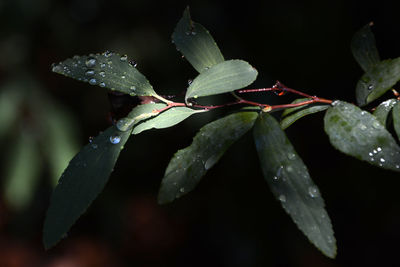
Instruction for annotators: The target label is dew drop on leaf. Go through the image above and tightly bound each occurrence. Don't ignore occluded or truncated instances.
[308,186,320,198]
[120,55,128,61]
[85,70,95,76]
[85,57,96,68]
[89,78,97,85]
[99,82,106,87]
[278,195,286,202]
[109,135,121,144]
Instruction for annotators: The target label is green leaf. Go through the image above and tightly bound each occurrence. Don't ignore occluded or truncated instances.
[172,7,224,73]
[373,99,398,126]
[158,110,258,204]
[253,112,336,258]
[3,132,42,211]
[43,126,131,249]
[393,101,400,141]
[116,103,167,131]
[132,107,206,135]
[356,58,400,106]
[52,52,156,96]
[185,60,257,102]
[280,98,329,130]
[351,22,380,72]
[324,101,400,171]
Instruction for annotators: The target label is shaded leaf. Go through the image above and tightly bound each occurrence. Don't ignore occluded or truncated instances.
[351,22,380,72]
[356,58,400,106]
[132,107,206,135]
[281,98,311,117]
[116,103,166,131]
[158,110,258,204]
[185,60,257,102]
[393,101,400,141]
[43,126,131,249]
[373,99,398,126]
[324,101,400,171]
[52,52,156,96]
[172,7,224,73]
[253,112,336,258]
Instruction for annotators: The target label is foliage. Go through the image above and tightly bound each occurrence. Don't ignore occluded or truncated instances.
[44,8,400,259]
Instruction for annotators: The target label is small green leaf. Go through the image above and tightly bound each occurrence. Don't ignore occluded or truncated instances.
[52,52,156,96]
[324,101,400,171]
[43,126,131,249]
[356,58,400,106]
[253,112,336,258]
[132,107,206,135]
[158,110,258,204]
[172,7,224,73]
[116,103,166,131]
[280,98,329,130]
[373,99,398,126]
[351,22,380,72]
[185,60,257,102]
[393,101,400,141]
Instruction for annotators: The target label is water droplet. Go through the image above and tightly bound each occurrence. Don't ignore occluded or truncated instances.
[377,147,382,152]
[100,63,106,68]
[396,165,400,169]
[121,75,126,79]
[89,78,97,85]
[103,50,113,57]
[187,79,193,85]
[380,158,385,163]
[85,69,95,76]
[308,186,320,198]
[85,57,97,68]
[120,55,128,61]
[331,100,340,106]
[129,60,137,67]
[372,121,381,129]
[367,84,374,90]
[359,124,367,130]
[278,195,286,202]
[287,153,296,160]
[99,71,105,77]
[130,86,136,91]
[373,149,378,154]
[51,63,62,73]
[109,135,121,144]
[368,152,373,157]
[99,82,106,87]
[179,187,185,193]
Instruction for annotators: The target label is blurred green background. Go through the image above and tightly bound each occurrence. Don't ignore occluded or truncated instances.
[1,0,400,266]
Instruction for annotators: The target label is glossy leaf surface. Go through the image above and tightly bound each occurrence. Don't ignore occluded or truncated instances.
[393,101,400,141]
[172,7,224,73]
[52,52,156,96]
[116,103,166,131]
[158,110,258,204]
[324,101,400,171]
[373,99,398,126]
[185,60,257,101]
[254,112,336,258]
[43,126,131,249]
[351,23,380,72]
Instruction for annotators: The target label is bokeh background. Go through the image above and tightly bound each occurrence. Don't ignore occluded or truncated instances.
[1,0,400,266]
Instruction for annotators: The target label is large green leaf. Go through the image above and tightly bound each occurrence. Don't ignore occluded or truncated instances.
[253,112,336,258]
[52,52,156,96]
[116,103,166,131]
[324,101,400,171]
[158,110,258,204]
[280,98,329,130]
[132,107,206,135]
[393,101,400,141]
[356,58,400,106]
[373,99,398,126]
[172,7,224,73]
[43,126,131,249]
[185,60,257,102]
[351,23,380,72]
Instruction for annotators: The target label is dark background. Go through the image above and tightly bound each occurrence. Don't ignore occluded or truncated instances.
[1,0,400,266]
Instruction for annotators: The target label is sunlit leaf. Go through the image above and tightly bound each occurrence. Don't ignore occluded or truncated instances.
[132,107,206,135]
[185,60,257,102]
[116,103,166,131]
[373,99,398,126]
[393,101,400,141]
[52,52,156,96]
[43,126,131,249]
[158,110,258,204]
[253,112,336,258]
[356,58,400,106]
[172,7,224,73]
[324,101,400,171]
[351,22,380,72]
[3,133,42,211]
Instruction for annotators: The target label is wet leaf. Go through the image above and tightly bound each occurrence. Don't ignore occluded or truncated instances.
[393,101,400,141]
[116,103,166,131]
[253,112,336,258]
[373,99,398,126]
[158,110,258,204]
[172,7,224,73]
[281,98,329,130]
[324,101,400,171]
[43,126,131,249]
[185,60,257,102]
[132,107,206,134]
[52,52,156,96]
[351,22,380,72]
[356,58,400,106]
